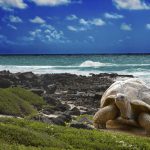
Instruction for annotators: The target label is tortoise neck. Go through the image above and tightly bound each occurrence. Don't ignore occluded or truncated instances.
[116,101,133,119]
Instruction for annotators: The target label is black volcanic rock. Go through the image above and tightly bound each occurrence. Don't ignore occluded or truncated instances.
[70,122,93,130]
[30,88,45,96]
[54,103,70,112]
[65,107,81,116]
[43,94,61,106]
[0,78,13,88]
[46,84,57,94]
[0,70,134,112]
[17,72,37,80]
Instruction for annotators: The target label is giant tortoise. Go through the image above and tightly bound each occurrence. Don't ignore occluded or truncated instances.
[93,78,150,135]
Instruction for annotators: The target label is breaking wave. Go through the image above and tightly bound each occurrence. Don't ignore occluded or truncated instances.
[79,60,110,67]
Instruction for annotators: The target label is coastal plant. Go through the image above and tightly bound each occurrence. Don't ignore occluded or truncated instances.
[0,117,150,149]
[0,87,45,117]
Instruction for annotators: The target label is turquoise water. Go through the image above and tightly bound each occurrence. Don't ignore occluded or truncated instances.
[0,55,150,83]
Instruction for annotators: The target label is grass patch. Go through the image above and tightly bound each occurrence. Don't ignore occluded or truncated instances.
[0,117,149,150]
[75,114,93,121]
[0,87,45,117]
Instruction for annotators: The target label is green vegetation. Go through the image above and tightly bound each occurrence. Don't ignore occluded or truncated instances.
[0,87,45,116]
[0,117,149,150]
[75,114,93,121]
[0,87,150,149]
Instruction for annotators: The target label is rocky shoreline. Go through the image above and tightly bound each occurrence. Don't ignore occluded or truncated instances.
[0,70,134,129]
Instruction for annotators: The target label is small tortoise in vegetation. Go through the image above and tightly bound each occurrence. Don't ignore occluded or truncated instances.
[93,78,150,135]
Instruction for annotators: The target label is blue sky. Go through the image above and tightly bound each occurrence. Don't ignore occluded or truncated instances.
[0,0,150,54]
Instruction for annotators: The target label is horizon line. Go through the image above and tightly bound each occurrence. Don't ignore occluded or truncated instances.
[0,53,150,56]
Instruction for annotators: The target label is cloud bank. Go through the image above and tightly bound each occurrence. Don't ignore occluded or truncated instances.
[113,0,150,10]
[0,0,27,10]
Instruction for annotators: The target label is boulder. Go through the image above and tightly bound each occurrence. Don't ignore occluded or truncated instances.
[17,72,37,81]
[69,107,81,116]
[31,114,53,124]
[46,84,57,94]
[58,114,72,122]
[94,92,103,100]
[30,88,45,96]
[43,94,61,106]
[70,121,93,130]
[51,114,72,125]
[54,103,70,112]
[0,78,13,88]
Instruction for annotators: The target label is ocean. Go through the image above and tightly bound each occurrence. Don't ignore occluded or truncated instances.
[0,55,150,84]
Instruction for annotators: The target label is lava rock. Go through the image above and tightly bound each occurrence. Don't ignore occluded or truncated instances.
[51,116,65,126]
[0,78,13,88]
[30,88,45,96]
[69,107,81,116]
[31,115,53,124]
[17,72,37,81]
[94,92,103,100]
[46,84,57,94]
[58,114,72,122]
[70,122,93,130]
[55,103,70,112]
[43,94,61,106]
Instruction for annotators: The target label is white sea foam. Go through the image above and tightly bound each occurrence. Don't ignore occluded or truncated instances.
[79,60,110,67]
[0,62,150,85]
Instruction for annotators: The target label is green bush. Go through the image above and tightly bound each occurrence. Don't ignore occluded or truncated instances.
[0,87,45,116]
[8,87,45,109]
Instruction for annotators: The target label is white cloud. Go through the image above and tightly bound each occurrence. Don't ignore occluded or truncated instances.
[79,18,105,26]
[29,16,46,24]
[90,18,105,26]
[9,15,22,23]
[146,24,150,29]
[31,0,71,6]
[26,24,65,43]
[79,18,89,25]
[7,24,17,30]
[88,36,95,42]
[120,23,132,31]
[66,14,78,20]
[113,0,150,10]
[68,17,105,32]
[104,13,124,19]
[0,0,27,10]
[31,0,82,6]
[67,26,77,31]
[67,25,86,32]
